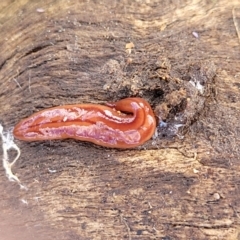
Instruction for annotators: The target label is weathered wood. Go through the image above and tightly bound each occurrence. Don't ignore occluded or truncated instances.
[1,0,240,239]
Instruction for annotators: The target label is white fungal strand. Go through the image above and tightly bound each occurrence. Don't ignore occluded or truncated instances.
[0,124,26,189]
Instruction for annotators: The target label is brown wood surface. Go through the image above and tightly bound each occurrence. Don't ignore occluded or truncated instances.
[0,0,240,239]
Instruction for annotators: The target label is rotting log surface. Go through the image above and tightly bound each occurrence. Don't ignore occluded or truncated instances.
[0,0,240,239]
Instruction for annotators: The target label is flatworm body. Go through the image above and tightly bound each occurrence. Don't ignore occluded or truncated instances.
[13,98,156,148]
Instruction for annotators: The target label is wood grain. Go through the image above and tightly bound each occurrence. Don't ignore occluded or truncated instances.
[0,0,240,239]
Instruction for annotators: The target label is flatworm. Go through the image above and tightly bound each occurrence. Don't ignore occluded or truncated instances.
[13,98,156,148]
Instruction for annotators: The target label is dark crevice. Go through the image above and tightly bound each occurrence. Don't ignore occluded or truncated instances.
[22,43,54,59]
[0,54,15,71]
[165,222,233,229]
[21,39,65,59]
[11,58,59,81]
[0,40,64,72]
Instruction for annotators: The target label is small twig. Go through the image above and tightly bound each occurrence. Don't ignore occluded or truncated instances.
[232,8,240,44]
[120,215,131,240]
[230,204,240,219]
[13,78,22,89]
[28,71,32,93]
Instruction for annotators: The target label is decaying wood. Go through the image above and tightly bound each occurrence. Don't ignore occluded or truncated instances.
[1,0,240,239]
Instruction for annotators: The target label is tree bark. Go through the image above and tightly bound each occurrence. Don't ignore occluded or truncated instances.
[0,0,240,239]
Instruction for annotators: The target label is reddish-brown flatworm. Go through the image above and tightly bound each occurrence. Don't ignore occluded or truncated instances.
[13,98,156,148]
